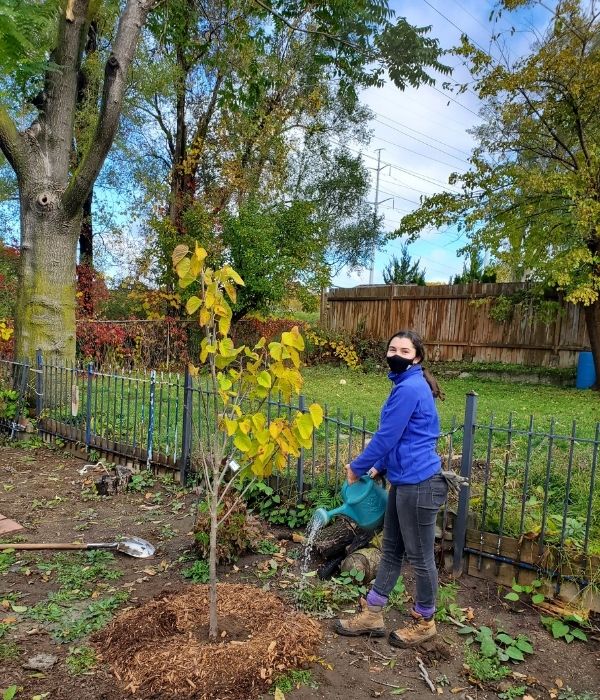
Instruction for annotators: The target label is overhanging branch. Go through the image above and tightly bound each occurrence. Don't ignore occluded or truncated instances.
[63,0,156,216]
[0,106,26,177]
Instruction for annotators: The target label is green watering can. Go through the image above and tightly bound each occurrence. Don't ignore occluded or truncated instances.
[314,476,388,531]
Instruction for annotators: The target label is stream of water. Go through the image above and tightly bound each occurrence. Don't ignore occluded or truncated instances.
[299,513,326,579]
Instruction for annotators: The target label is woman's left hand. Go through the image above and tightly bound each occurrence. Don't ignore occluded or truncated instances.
[345,464,360,484]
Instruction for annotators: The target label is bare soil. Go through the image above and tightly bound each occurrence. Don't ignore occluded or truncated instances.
[1,443,599,700]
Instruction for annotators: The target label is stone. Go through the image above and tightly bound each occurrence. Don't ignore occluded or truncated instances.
[22,653,59,671]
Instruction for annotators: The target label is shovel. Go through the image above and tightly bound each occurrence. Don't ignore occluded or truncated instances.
[0,536,155,558]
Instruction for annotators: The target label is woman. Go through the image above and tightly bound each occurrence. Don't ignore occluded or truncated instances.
[334,330,447,648]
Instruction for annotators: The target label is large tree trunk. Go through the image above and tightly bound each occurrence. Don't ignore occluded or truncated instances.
[584,300,600,389]
[15,186,80,364]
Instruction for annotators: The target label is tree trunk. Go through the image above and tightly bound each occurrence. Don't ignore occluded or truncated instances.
[208,479,219,641]
[15,186,80,364]
[584,300,600,389]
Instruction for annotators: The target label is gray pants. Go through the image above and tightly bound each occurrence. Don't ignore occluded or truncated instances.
[372,473,448,613]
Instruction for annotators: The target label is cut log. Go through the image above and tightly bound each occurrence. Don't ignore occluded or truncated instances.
[313,517,359,558]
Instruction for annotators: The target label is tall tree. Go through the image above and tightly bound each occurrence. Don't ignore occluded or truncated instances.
[382,243,426,285]
[0,0,154,364]
[125,0,449,310]
[400,0,600,374]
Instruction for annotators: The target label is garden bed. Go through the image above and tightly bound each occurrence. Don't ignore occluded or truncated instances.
[0,443,598,699]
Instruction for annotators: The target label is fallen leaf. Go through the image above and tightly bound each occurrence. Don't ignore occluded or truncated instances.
[143,568,157,576]
[267,640,276,653]
[274,689,285,700]
[1,615,17,624]
[555,679,564,689]
[437,688,444,695]
[465,607,475,620]
[523,695,536,700]
[10,604,27,613]
[450,688,468,694]
[260,668,267,680]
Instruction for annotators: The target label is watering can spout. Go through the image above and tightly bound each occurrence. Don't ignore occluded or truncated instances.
[313,505,346,527]
[314,477,388,531]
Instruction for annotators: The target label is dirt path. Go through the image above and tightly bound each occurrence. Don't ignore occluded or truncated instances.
[0,444,598,700]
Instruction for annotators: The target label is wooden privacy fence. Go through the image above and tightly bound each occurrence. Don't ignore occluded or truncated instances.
[320,282,590,368]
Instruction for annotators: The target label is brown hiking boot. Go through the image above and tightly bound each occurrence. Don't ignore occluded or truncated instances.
[334,598,386,637]
[388,609,436,648]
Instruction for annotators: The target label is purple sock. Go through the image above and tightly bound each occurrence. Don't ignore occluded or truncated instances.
[414,603,435,619]
[366,589,388,607]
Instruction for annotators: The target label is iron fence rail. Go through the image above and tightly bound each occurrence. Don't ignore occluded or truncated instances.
[1,355,598,592]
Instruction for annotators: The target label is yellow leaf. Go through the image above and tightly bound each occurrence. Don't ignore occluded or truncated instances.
[218,338,236,357]
[199,307,211,326]
[255,428,270,445]
[296,413,314,441]
[189,253,202,278]
[175,257,191,278]
[223,418,238,436]
[257,370,272,389]
[239,419,251,435]
[234,433,253,452]
[223,281,237,303]
[251,413,266,431]
[188,363,199,377]
[172,244,189,267]
[254,337,266,349]
[178,274,195,289]
[287,346,301,368]
[269,422,282,439]
[269,342,283,361]
[281,326,305,351]
[223,264,245,286]
[219,315,231,336]
[217,374,232,391]
[195,244,207,263]
[309,403,324,428]
[186,296,202,315]
[205,288,216,309]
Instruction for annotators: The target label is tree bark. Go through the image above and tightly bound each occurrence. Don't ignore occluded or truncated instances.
[15,186,81,363]
[583,300,600,389]
[208,477,219,641]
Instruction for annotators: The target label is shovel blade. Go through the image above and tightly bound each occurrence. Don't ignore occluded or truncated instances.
[115,536,155,558]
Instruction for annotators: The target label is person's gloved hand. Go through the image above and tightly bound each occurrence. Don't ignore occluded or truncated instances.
[441,470,469,496]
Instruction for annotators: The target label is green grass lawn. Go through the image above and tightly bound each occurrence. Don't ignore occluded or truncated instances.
[301,365,600,436]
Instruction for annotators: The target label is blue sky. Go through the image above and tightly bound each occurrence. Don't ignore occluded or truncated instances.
[332,0,554,287]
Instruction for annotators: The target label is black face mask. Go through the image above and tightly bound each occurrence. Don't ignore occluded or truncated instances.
[386,355,414,374]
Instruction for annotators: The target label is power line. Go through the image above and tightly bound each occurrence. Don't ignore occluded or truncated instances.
[371,134,466,169]
[329,138,463,193]
[372,118,470,164]
[372,112,472,157]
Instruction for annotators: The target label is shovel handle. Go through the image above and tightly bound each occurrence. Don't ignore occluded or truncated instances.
[0,543,89,551]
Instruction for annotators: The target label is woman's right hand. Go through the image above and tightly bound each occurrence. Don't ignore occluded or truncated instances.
[345,464,360,484]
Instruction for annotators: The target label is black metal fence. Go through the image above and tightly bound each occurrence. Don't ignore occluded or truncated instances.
[1,355,598,595]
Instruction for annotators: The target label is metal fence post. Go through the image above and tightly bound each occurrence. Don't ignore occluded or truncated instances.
[453,391,478,576]
[35,350,43,418]
[146,370,156,471]
[85,363,93,449]
[296,394,306,503]
[179,365,193,484]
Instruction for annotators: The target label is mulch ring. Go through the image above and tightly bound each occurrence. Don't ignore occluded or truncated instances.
[93,582,322,699]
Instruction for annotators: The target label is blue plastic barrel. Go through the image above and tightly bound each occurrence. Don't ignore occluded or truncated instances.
[576,351,596,389]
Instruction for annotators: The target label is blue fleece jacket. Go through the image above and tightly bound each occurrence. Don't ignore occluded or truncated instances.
[350,364,441,485]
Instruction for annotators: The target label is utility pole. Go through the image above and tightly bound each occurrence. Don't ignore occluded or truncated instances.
[369,148,392,285]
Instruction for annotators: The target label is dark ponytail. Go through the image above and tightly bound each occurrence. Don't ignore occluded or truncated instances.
[387,330,445,401]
